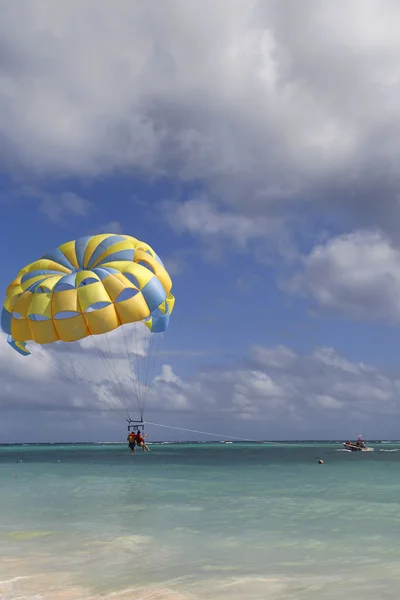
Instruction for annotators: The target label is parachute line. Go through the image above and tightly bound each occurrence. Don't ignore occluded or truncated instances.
[142,332,162,415]
[89,335,131,419]
[121,324,143,419]
[32,345,128,419]
[145,421,264,443]
[104,331,132,415]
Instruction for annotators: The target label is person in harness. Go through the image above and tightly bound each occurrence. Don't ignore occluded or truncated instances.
[127,431,137,454]
[135,430,150,452]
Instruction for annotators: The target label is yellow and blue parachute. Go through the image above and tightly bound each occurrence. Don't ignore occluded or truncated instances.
[1,233,175,421]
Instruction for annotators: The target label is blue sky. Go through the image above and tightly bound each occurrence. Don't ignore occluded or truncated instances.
[2,0,400,442]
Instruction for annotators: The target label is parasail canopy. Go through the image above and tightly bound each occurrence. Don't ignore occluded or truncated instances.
[1,233,175,423]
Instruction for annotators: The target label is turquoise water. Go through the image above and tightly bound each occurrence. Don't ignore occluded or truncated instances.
[1,442,400,599]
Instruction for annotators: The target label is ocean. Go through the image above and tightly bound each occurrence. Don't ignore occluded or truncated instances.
[1,441,400,599]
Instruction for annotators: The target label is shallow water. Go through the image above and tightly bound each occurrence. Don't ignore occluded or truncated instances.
[1,442,400,599]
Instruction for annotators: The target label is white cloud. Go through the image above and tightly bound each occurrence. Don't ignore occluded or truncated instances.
[163,256,186,276]
[162,195,298,265]
[311,347,374,375]
[2,336,400,439]
[145,343,400,437]
[2,187,94,222]
[165,197,274,248]
[0,323,153,415]
[96,220,123,234]
[251,344,297,369]
[163,343,400,422]
[286,230,400,323]
[2,0,400,234]
[161,248,195,276]
[38,191,93,222]
[314,394,344,410]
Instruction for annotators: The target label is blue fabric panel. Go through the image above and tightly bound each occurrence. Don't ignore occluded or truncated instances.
[87,235,127,268]
[54,273,77,291]
[96,249,135,266]
[74,236,93,268]
[141,277,166,312]
[21,270,61,284]
[93,267,119,280]
[1,308,12,334]
[41,247,75,271]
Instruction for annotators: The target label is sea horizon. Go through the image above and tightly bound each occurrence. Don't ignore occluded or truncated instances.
[2,438,400,446]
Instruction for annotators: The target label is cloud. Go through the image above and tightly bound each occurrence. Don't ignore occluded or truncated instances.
[1,186,94,222]
[285,229,400,323]
[235,274,262,293]
[147,343,400,436]
[0,337,83,413]
[2,333,400,439]
[165,197,274,247]
[157,349,222,358]
[38,191,93,222]
[251,344,297,369]
[161,248,194,276]
[2,0,400,237]
[95,220,123,234]
[0,323,152,413]
[162,195,298,265]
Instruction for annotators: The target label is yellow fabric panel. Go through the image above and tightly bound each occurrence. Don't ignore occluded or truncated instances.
[58,240,79,270]
[78,282,112,312]
[84,304,120,335]
[54,314,89,342]
[135,243,153,255]
[166,292,175,313]
[133,249,158,268]
[36,275,63,291]
[156,269,172,293]
[12,291,34,318]
[83,234,112,267]
[75,270,100,286]
[4,288,23,312]
[6,279,22,297]
[101,274,126,302]
[52,289,79,316]
[27,293,53,319]
[112,272,137,288]
[102,260,130,272]
[114,294,150,325]
[4,294,20,313]
[11,317,31,341]
[143,318,152,331]
[91,239,135,268]
[15,341,27,353]
[23,259,71,274]
[134,250,172,292]
[124,234,140,246]
[19,274,55,293]
[113,262,153,288]
[15,265,31,277]
[30,319,58,344]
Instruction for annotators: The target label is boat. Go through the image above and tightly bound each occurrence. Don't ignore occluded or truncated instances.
[343,435,374,452]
